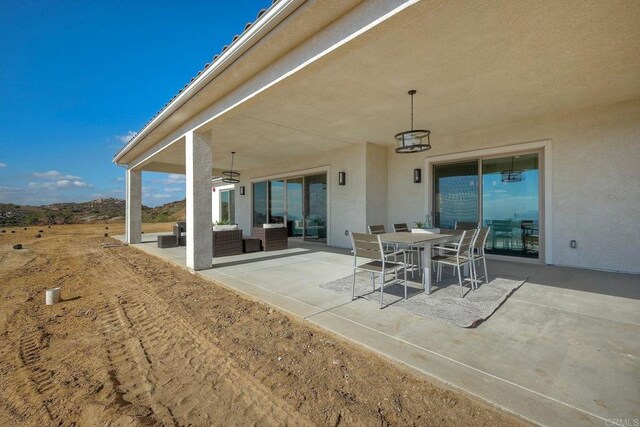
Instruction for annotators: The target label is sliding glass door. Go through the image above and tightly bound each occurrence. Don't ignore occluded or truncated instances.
[252,173,327,243]
[433,161,479,229]
[286,178,304,237]
[220,189,235,224]
[482,154,539,258]
[304,174,327,242]
[268,179,285,224]
[433,152,541,259]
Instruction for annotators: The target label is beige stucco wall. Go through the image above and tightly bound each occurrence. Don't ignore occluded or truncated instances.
[387,100,640,273]
[215,100,639,273]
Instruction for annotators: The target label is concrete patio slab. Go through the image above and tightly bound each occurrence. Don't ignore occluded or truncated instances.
[115,233,640,426]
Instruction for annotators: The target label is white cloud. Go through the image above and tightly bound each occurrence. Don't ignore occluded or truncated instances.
[0,162,7,168]
[163,186,183,192]
[32,170,81,180]
[113,176,125,182]
[150,173,185,185]
[117,131,137,145]
[28,179,93,189]
[151,193,171,199]
[27,170,92,190]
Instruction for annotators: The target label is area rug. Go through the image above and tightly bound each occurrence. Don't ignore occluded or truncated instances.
[320,272,526,328]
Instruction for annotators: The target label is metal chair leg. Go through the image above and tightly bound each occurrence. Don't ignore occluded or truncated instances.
[410,250,415,279]
[468,259,475,290]
[380,268,385,309]
[403,254,408,299]
[457,264,464,297]
[352,269,357,299]
[483,256,489,283]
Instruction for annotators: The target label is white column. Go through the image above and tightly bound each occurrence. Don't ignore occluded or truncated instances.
[125,168,142,244]
[185,130,213,270]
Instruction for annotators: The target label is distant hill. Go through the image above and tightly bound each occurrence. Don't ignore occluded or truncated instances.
[142,200,186,224]
[0,198,186,227]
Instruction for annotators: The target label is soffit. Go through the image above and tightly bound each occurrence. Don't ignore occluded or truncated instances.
[120,0,363,165]
[143,0,640,171]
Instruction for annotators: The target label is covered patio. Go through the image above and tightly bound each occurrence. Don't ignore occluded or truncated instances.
[116,232,639,425]
[115,0,640,274]
[112,0,640,425]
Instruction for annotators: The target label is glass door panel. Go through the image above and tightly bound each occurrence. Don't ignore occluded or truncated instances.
[286,178,304,237]
[228,190,235,224]
[304,174,327,242]
[220,190,230,222]
[482,154,539,258]
[268,179,285,224]
[252,182,267,226]
[433,161,479,229]
[220,189,235,223]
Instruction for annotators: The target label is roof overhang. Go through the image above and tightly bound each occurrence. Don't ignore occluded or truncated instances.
[113,0,366,165]
[114,0,640,172]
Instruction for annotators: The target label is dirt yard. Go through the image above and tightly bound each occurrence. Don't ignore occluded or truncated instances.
[0,224,526,426]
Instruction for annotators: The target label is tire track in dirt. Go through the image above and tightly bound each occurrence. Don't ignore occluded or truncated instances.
[11,327,69,426]
[95,287,177,425]
[95,248,310,426]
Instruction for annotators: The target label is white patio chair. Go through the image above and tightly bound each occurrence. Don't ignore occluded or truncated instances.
[367,224,386,235]
[436,223,479,276]
[470,227,491,289]
[350,232,407,308]
[454,221,479,231]
[431,227,479,280]
[392,223,409,233]
[368,224,398,261]
[393,223,422,275]
[431,229,475,297]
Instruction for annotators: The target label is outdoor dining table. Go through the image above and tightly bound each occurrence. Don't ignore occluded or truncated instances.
[379,230,462,294]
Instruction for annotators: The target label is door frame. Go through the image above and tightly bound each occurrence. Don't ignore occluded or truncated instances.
[424,139,552,264]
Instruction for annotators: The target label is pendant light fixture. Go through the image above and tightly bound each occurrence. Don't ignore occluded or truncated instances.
[222,151,240,183]
[501,156,524,183]
[394,90,431,153]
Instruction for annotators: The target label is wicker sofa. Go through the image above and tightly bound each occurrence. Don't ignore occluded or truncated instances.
[212,229,243,257]
[173,221,187,246]
[252,226,288,251]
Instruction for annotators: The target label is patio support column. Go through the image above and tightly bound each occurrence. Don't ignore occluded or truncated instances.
[125,167,142,244]
[185,130,213,271]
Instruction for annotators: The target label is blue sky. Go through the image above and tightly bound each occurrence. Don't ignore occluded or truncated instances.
[0,0,271,206]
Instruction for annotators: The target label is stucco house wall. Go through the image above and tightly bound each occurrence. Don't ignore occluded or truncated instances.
[212,100,639,273]
[387,100,640,273]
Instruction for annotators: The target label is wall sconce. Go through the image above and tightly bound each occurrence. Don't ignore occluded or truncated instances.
[338,171,346,186]
[413,168,422,183]
[239,186,245,195]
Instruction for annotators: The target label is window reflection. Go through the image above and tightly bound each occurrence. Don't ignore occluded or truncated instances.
[482,154,539,258]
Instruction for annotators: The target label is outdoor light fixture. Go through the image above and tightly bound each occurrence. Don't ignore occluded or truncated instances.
[394,90,431,154]
[501,156,524,183]
[222,151,240,184]
[413,168,422,183]
[239,186,245,195]
[338,171,346,186]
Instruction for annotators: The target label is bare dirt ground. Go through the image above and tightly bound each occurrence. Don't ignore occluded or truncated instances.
[0,224,526,426]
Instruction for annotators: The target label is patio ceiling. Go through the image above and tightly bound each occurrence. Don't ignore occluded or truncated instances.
[140,0,640,173]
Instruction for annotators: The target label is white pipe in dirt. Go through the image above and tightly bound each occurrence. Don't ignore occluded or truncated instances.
[45,287,61,305]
